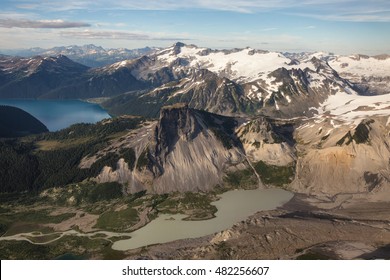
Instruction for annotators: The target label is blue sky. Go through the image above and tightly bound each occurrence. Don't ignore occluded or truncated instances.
[0,0,389,54]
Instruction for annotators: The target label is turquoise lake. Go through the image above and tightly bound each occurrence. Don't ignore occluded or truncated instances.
[0,99,110,131]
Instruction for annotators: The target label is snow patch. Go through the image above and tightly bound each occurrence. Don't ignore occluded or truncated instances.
[319,92,390,124]
[329,55,390,78]
[156,46,291,83]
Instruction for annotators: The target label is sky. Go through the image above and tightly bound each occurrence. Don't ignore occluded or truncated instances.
[0,0,389,55]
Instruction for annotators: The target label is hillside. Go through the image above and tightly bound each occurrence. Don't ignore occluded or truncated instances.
[1,100,389,198]
[0,105,48,137]
[0,55,148,99]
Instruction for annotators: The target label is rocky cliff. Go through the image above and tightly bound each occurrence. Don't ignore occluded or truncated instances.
[80,105,390,198]
[91,104,245,193]
[292,116,390,199]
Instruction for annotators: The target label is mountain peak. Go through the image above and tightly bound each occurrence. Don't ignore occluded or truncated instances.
[157,103,200,151]
[173,42,186,48]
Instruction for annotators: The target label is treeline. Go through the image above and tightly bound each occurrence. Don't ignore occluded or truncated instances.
[0,139,138,193]
[39,116,143,141]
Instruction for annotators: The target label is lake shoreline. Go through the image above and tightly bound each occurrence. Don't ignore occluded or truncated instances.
[0,98,111,131]
[112,188,293,251]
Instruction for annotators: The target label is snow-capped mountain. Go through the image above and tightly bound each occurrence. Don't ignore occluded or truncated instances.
[1,43,390,202]
[103,42,375,118]
[1,42,389,120]
[3,44,159,67]
[327,54,390,96]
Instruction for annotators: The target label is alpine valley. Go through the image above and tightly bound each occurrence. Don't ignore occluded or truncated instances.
[0,43,390,260]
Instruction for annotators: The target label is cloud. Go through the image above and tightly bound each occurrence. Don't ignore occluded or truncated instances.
[290,10,390,22]
[60,29,190,41]
[34,0,302,13]
[3,0,364,12]
[262,28,278,32]
[11,0,390,22]
[0,19,90,28]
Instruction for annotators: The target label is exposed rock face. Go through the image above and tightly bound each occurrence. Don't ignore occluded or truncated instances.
[153,104,202,165]
[86,105,247,193]
[292,117,390,197]
[104,69,254,118]
[236,117,296,166]
[95,159,145,194]
[150,104,244,193]
[79,103,390,197]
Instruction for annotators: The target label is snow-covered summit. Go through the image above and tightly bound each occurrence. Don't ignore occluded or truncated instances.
[154,43,329,83]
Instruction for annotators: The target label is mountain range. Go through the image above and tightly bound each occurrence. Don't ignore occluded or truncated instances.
[0,44,158,67]
[1,43,390,260]
[1,42,389,119]
[0,42,389,196]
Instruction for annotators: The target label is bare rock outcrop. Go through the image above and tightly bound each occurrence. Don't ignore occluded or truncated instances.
[292,117,390,197]
[150,104,244,193]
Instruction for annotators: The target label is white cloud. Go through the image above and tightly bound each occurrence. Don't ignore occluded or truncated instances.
[11,0,390,22]
[290,9,390,22]
[262,28,278,32]
[0,19,90,28]
[60,29,190,41]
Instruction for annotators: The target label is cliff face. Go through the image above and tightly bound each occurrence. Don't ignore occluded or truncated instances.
[236,117,296,166]
[291,116,390,199]
[86,104,246,193]
[153,103,202,170]
[80,104,390,197]
[150,104,244,193]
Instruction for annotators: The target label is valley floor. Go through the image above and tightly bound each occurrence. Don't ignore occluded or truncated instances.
[1,191,390,260]
[124,194,390,260]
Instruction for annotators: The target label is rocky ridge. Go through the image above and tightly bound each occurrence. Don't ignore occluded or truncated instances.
[2,42,388,118]
[75,101,390,199]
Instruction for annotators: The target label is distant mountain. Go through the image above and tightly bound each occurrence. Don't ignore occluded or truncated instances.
[1,42,389,118]
[101,43,372,118]
[284,51,390,96]
[0,55,89,98]
[2,44,159,67]
[0,105,48,137]
[327,54,390,96]
[0,54,149,99]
